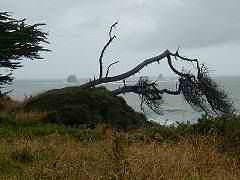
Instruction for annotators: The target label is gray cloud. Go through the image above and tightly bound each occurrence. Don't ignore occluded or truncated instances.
[123,0,240,50]
[1,0,240,78]
[4,0,239,49]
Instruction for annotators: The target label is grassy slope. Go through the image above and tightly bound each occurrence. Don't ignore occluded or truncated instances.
[0,111,240,179]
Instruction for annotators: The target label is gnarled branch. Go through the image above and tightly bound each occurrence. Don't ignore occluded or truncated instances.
[80,49,171,88]
[105,60,119,78]
[112,84,181,96]
[98,22,118,79]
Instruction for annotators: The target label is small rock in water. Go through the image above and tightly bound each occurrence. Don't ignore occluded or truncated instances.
[67,74,78,83]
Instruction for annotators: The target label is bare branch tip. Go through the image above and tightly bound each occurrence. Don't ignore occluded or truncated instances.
[109,21,118,38]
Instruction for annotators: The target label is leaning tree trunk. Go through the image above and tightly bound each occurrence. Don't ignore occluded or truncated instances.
[79,22,234,116]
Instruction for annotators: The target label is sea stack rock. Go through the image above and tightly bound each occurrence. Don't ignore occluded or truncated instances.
[67,74,78,83]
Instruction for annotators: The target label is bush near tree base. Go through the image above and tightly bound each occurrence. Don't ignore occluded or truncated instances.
[24,86,150,129]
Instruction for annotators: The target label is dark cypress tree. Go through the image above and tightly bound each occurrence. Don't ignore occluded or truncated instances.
[0,12,49,95]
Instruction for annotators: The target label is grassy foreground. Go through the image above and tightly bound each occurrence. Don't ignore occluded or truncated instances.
[1,96,240,179]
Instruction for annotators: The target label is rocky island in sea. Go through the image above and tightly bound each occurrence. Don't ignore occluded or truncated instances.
[67,74,78,83]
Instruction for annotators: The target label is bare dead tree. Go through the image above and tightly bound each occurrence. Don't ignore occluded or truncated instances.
[80,22,234,116]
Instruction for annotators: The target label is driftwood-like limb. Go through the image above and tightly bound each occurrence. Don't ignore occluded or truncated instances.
[98,22,118,79]
[112,84,181,96]
[105,60,119,78]
[170,51,198,63]
[170,49,201,79]
[80,50,171,88]
[81,49,198,89]
[167,55,187,77]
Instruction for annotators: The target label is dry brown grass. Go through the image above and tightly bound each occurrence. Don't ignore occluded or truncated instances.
[0,130,240,180]
[14,111,48,124]
[0,96,20,112]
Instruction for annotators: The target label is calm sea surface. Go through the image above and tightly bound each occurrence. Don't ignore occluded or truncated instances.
[6,76,240,125]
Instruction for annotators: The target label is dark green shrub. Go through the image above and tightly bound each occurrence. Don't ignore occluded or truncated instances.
[24,86,149,129]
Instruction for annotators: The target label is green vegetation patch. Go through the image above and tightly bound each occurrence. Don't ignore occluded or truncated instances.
[0,112,80,138]
[23,86,149,129]
[0,111,106,143]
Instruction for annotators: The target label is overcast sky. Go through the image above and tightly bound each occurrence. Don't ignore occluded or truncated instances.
[2,0,240,79]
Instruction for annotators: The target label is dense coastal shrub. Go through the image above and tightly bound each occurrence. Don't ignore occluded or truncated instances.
[23,86,149,129]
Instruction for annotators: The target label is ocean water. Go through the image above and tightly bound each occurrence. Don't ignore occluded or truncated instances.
[6,76,240,125]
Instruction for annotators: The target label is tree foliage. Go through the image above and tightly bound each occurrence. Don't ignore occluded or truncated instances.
[0,12,49,94]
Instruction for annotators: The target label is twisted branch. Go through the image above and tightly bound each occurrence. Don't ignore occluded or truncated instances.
[98,22,118,79]
[105,60,119,78]
[80,50,170,88]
